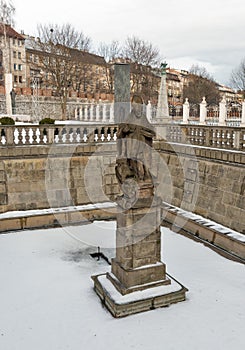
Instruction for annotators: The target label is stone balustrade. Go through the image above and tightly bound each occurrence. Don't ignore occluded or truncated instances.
[1,123,245,151]
[0,124,118,146]
[74,99,245,126]
[167,125,245,151]
[75,102,114,123]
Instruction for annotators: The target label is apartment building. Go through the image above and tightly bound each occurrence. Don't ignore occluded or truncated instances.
[0,24,27,88]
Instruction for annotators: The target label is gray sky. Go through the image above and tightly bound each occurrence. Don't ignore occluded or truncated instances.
[14,0,245,85]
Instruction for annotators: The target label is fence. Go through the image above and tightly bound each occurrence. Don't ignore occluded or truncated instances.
[0,124,118,146]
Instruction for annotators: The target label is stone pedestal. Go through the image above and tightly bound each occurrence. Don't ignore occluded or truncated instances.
[155,63,170,124]
[92,273,187,318]
[108,190,170,295]
[92,183,188,317]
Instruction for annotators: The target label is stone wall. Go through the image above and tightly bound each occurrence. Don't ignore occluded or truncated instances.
[155,142,245,234]
[0,92,113,119]
[0,141,244,233]
[0,143,119,213]
[0,95,82,120]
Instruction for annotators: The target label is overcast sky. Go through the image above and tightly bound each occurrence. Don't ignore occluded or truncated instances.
[14,0,245,85]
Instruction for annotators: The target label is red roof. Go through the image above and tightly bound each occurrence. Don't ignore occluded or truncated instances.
[0,24,24,40]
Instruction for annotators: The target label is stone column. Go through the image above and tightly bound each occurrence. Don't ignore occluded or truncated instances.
[114,63,130,124]
[219,96,227,126]
[199,97,207,124]
[156,62,170,124]
[5,73,12,116]
[183,98,190,123]
[241,100,245,126]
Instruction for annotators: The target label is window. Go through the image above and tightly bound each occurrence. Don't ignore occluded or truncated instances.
[13,51,16,58]
[18,64,22,71]
[13,39,16,45]
[18,52,21,59]
[14,75,18,83]
[14,63,17,70]
[19,76,22,83]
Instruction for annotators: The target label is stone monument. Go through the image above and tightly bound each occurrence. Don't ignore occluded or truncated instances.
[92,65,187,317]
[155,62,170,123]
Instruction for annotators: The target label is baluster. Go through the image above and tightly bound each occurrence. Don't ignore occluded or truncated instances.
[107,127,112,141]
[41,127,47,144]
[32,127,38,144]
[74,127,79,143]
[0,128,6,145]
[17,127,22,145]
[25,127,30,144]
[109,103,114,123]
[113,127,117,141]
[62,127,68,143]
[54,127,60,143]
[80,107,83,121]
[83,128,88,142]
[90,104,94,121]
[84,105,88,121]
[100,127,105,141]
[69,128,74,143]
[102,104,107,122]
[96,103,100,121]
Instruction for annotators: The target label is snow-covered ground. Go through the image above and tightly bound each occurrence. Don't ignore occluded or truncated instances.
[0,221,244,350]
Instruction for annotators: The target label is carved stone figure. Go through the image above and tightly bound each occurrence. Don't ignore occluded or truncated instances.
[116,95,155,179]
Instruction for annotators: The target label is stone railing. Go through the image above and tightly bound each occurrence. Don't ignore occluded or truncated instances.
[0,124,118,146]
[167,125,245,151]
[75,102,114,123]
[1,123,245,151]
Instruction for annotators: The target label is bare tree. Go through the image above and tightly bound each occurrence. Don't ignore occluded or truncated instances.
[0,0,15,74]
[123,36,161,67]
[28,23,93,119]
[189,64,213,80]
[122,36,162,101]
[230,58,245,95]
[96,40,122,93]
[183,64,220,105]
[37,23,92,52]
[97,40,122,63]
[0,0,15,26]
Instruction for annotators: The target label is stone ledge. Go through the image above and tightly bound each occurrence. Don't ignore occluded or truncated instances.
[92,273,188,318]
